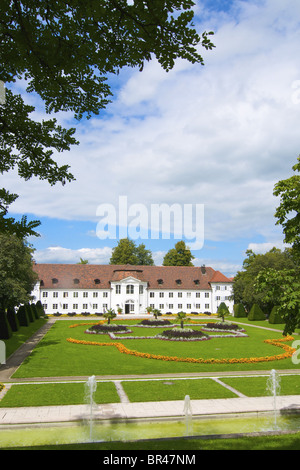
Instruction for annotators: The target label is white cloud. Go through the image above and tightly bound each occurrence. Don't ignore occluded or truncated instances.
[247,241,290,254]
[34,246,112,264]
[3,0,300,247]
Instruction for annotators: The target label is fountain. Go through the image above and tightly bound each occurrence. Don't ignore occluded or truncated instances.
[183,395,193,435]
[266,369,281,429]
[84,375,97,441]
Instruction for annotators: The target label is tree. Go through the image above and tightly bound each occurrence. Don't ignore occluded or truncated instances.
[78,258,89,264]
[103,308,116,325]
[217,302,230,322]
[1,0,215,233]
[0,233,37,311]
[273,156,300,259]
[176,311,190,329]
[255,156,300,334]
[135,243,154,266]
[109,238,154,265]
[232,247,295,313]
[163,241,194,266]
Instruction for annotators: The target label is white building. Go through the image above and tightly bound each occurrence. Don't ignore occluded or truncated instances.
[32,264,234,315]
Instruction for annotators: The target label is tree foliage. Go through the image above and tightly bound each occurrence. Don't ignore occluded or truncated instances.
[0,233,38,310]
[109,238,154,265]
[254,156,300,334]
[233,247,295,312]
[0,0,214,236]
[163,240,194,266]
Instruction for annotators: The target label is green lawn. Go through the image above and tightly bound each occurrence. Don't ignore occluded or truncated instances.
[0,381,120,407]
[10,319,298,378]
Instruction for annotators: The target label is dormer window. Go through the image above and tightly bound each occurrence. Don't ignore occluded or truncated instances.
[157,279,163,284]
[73,278,80,284]
[94,278,100,284]
[40,280,44,286]
[194,279,200,285]
[52,278,58,284]
[176,279,182,285]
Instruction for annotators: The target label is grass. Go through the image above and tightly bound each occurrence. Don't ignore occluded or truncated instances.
[0,381,120,407]
[4,318,47,358]
[121,378,237,401]
[10,319,298,378]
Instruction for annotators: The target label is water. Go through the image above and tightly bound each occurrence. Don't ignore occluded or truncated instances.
[1,413,300,448]
[84,375,97,441]
[266,370,281,429]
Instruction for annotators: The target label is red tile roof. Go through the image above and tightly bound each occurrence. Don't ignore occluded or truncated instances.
[33,264,232,290]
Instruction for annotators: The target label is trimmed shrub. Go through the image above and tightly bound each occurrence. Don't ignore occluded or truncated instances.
[36,301,45,317]
[269,306,283,324]
[25,304,34,322]
[31,303,40,319]
[0,310,13,339]
[7,307,20,332]
[248,303,265,321]
[234,303,247,318]
[17,305,30,326]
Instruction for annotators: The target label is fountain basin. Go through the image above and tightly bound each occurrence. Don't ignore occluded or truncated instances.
[1,412,300,448]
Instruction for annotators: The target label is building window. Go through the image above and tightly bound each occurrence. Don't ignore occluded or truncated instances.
[150,304,155,309]
[205,304,209,309]
[187,304,191,309]
[216,286,220,290]
[196,292,200,298]
[93,292,98,298]
[205,292,209,298]
[116,285,121,294]
[196,304,201,309]
[178,292,182,298]
[53,304,58,309]
[103,292,108,298]
[187,292,191,298]
[150,292,154,298]
[73,292,78,298]
[169,304,173,309]
[53,292,58,298]
[178,304,182,309]
[93,304,98,309]
[83,304,88,309]
[169,292,173,298]
[63,304,68,309]
[83,292,88,298]
[63,292,68,298]
[130,303,134,312]
[159,304,164,309]
[73,304,78,309]
[159,292,164,298]
[42,292,48,298]
[126,285,134,294]
[42,304,47,310]
[103,304,108,310]
[139,285,144,294]
[216,296,220,301]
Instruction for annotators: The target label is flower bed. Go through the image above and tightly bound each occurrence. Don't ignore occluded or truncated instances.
[138,319,171,326]
[86,324,130,335]
[155,328,210,342]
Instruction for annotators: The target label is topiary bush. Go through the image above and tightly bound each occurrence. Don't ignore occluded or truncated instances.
[17,305,30,326]
[268,306,283,324]
[0,311,13,339]
[234,303,247,318]
[248,303,265,321]
[7,306,19,332]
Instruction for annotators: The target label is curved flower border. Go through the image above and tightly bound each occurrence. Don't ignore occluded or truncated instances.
[66,323,295,364]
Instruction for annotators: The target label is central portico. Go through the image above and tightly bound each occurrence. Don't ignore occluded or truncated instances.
[110,269,148,314]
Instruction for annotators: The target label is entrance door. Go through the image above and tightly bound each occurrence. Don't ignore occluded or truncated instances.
[125,300,134,314]
[125,304,130,314]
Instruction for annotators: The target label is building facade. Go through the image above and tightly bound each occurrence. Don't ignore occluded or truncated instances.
[32,264,234,315]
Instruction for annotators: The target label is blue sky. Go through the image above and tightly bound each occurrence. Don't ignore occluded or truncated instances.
[2,0,300,276]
